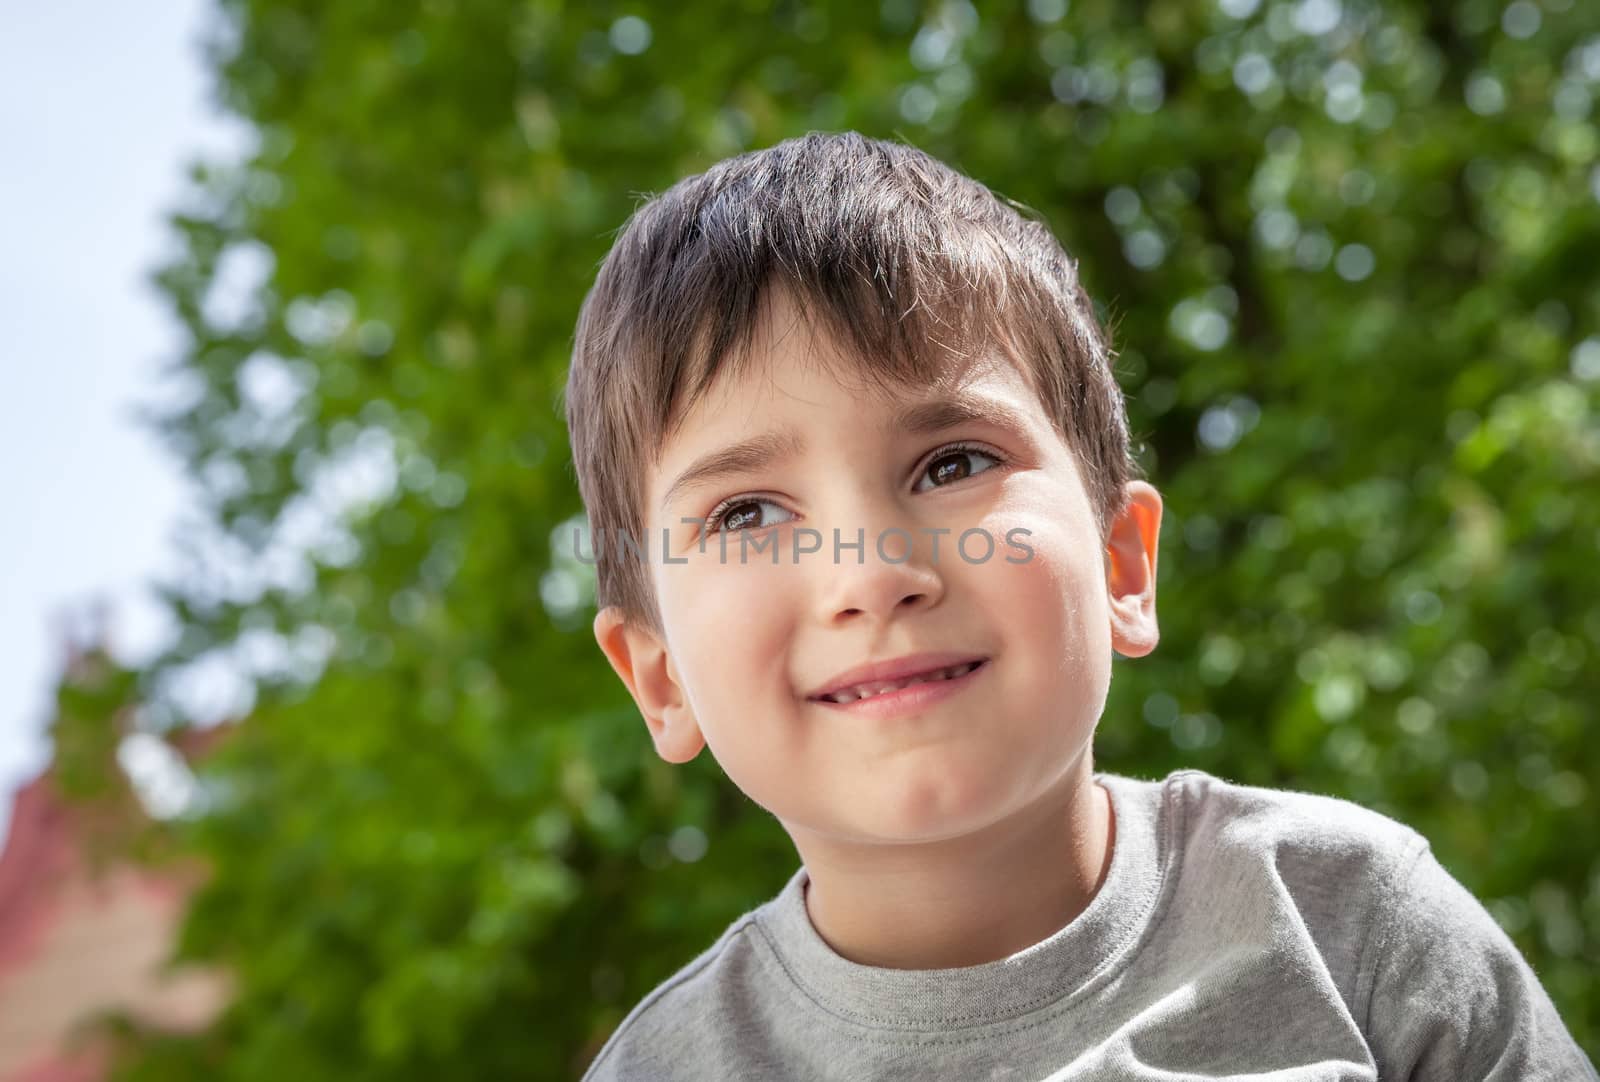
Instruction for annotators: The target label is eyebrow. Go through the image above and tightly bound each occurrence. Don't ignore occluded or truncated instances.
[659,390,1032,512]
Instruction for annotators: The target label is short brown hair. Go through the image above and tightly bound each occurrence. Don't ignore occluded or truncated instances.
[563,131,1139,634]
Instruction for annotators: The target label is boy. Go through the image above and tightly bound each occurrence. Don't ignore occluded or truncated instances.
[563,132,1595,1080]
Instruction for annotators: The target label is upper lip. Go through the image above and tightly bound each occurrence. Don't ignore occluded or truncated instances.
[806,652,988,700]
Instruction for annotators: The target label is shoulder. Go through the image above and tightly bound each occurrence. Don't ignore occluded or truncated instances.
[1158,771,1596,1078]
[579,909,772,1082]
[1156,768,1429,977]
[1364,834,1599,1078]
[1160,767,1427,875]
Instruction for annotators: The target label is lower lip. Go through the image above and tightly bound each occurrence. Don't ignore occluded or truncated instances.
[809,660,989,721]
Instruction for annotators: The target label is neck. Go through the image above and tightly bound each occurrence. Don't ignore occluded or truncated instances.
[787,758,1114,970]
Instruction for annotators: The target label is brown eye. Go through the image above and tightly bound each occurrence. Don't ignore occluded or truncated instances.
[723,502,762,531]
[917,445,1001,492]
[705,497,793,534]
[928,453,972,486]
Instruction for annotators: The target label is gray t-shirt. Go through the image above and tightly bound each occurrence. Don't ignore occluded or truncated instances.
[581,768,1596,1080]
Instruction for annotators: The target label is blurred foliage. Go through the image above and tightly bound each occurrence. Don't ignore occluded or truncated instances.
[48,0,1600,1076]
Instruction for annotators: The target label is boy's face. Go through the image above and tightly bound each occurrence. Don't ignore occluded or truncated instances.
[595,289,1161,849]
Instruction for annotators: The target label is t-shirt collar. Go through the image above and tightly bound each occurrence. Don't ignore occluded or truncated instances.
[752,771,1174,1030]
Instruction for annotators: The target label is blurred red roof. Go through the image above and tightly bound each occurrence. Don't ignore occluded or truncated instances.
[0,737,230,1082]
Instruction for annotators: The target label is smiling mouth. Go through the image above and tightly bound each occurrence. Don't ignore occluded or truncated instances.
[810,659,988,704]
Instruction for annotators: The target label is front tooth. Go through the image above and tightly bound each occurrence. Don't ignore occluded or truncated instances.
[831,668,968,703]
[838,682,893,701]
[854,672,950,701]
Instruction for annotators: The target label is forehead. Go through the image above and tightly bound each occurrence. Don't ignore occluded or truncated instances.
[665,285,1039,437]
[651,297,1051,514]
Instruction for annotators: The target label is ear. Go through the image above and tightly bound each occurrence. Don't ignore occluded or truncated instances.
[592,606,706,763]
[1105,481,1162,659]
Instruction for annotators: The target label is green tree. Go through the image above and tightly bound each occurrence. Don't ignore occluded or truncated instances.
[56,0,1599,1076]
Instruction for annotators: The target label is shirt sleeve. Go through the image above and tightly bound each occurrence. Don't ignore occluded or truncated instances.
[1364,836,1598,1081]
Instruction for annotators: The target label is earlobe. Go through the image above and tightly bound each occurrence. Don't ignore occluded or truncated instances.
[1105,481,1162,659]
[592,607,706,763]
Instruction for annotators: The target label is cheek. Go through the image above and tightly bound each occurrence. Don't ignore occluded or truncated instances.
[655,551,801,714]
[979,508,1112,668]
[657,558,815,820]
[971,514,1114,782]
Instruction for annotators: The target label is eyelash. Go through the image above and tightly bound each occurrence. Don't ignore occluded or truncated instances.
[701,441,1007,535]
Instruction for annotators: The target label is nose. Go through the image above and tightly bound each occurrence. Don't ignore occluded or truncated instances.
[816,526,946,625]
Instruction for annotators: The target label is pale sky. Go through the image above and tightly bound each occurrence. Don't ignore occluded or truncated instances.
[0,1,251,845]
